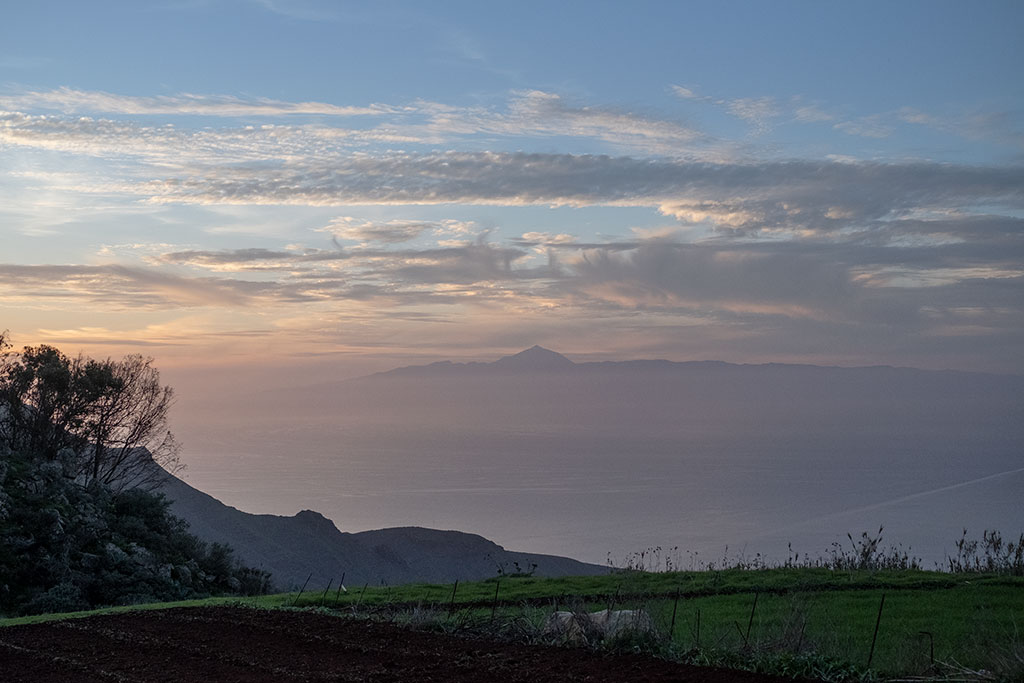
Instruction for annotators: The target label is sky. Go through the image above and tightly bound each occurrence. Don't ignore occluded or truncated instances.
[2,0,1024,384]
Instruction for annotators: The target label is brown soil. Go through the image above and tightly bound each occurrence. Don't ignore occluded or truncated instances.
[0,606,803,682]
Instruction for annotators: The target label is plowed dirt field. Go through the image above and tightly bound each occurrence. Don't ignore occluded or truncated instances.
[0,606,806,682]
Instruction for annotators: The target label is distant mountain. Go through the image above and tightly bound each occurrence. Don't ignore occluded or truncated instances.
[370,346,1020,379]
[493,345,575,370]
[371,345,575,377]
[330,347,1024,439]
[153,466,607,590]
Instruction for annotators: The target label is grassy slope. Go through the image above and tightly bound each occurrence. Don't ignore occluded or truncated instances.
[4,569,1022,676]
[306,568,1023,674]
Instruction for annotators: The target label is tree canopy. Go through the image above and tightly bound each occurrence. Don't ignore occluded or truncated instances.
[0,333,180,490]
[0,333,271,615]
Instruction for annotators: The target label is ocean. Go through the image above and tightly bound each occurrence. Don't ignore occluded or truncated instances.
[173,414,1024,569]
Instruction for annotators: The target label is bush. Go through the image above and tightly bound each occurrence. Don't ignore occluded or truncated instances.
[21,582,89,616]
[0,445,273,615]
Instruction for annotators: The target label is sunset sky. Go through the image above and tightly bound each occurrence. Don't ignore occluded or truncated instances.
[3,0,1023,382]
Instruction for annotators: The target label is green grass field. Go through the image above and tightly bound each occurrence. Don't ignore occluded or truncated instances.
[4,569,1023,680]
[292,569,1023,676]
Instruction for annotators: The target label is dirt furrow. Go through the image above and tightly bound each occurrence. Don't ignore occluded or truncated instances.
[0,606,809,682]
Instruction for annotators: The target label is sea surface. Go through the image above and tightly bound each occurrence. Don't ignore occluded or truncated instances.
[173,414,1024,569]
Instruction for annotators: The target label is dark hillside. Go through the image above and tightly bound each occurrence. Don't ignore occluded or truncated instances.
[154,465,606,589]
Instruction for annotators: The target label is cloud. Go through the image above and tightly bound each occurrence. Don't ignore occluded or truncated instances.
[150,238,547,296]
[404,90,707,155]
[834,116,893,139]
[0,87,391,117]
[5,222,1020,374]
[670,86,789,133]
[727,97,780,132]
[132,228,1021,327]
[893,107,1024,152]
[132,154,1023,231]
[381,242,534,286]
[0,111,418,169]
[668,86,980,143]
[568,243,858,319]
[501,90,703,151]
[561,240,1024,346]
[517,232,577,245]
[793,104,833,123]
[5,106,1021,250]
[0,90,711,168]
[670,85,702,100]
[5,85,1022,372]
[34,326,185,347]
[323,217,434,244]
[0,264,265,307]
[157,247,352,271]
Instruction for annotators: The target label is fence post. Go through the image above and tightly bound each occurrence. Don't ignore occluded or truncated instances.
[319,578,333,606]
[449,580,459,614]
[491,580,501,622]
[669,587,680,639]
[867,593,886,669]
[745,592,759,644]
[292,573,312,606]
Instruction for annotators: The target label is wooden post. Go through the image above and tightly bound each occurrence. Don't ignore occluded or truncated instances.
[355,582,368,611]
[449,580,459,614]
[669,587,680,639]
[490,580,500,622]
[319,578,333,606]
[744,592,759,644]
[292,573,312,606]
[695,608,701,648]
[867,593,886,669]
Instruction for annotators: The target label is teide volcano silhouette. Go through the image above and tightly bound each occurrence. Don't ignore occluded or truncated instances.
[493,345,575,370]
[372,345,575,377]
[324,347,1024,438]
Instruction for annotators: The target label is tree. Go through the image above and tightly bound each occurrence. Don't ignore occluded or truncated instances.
[0,334,271,614]
[0,336,111,461]
[81,354,180,491]
[0,333,181,490]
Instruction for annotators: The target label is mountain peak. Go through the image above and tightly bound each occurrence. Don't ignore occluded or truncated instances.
[493,345,574,369]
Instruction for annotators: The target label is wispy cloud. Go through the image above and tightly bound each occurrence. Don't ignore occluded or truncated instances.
[323,217,438,245]
[671,85,784,134]
[726,97,781,133]
[131,153,1024,227]
[156,247,350,270]
[668,84,1019,148]
[670,85,702,100]
[404,90,707,155]
[834,116,893,139]
[0,87,392,116]
[4,104,1022,245]
[0,89,713,166]
[793,103,833,123]
[0,264,264,307]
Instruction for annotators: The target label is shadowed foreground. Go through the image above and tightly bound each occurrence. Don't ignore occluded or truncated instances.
[0,606,804,682]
